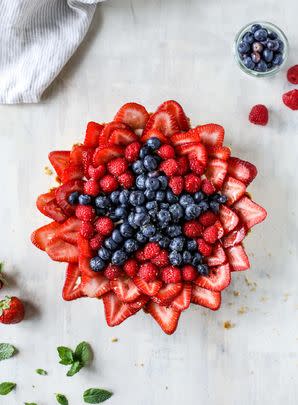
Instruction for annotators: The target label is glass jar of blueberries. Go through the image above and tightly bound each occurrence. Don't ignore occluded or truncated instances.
[234,21,288,77]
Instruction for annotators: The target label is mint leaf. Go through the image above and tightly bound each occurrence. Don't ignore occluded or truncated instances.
[36,368,47,376]
[57,346,74,365]
[83,388,113,404]
[0,382,16,395]
[56,393,68,405]
[24,402,37,405]
[67,360,82,377]
[0,343,16,361]
[74,342,92,366]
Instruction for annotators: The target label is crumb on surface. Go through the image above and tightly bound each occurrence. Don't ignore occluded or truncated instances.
[44,166,53,176]
[238,306,248,315]
[260,296,268,302]
[244,276,257,291]
[223,320,235,329]
[111,337,118,343]
[233,290,240,297]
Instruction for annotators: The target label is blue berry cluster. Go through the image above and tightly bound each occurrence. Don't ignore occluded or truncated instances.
[68,138,227,276]
[238,23,284,72]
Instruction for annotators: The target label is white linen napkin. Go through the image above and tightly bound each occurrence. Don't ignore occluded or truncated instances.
[0,0,105,104]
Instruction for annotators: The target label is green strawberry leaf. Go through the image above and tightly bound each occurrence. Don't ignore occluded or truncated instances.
[0,343,16,361]
[36,368,47,376]
[57,346,74,365]
[74,341,92,366]
[83,388,113,404]
[66,360,82,377]
[56,393,68,405]
[24,402,37,405]
[0,297,11,317]
[0,382,16,395]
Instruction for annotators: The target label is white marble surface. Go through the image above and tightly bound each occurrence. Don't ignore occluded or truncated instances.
[1,0,298,404]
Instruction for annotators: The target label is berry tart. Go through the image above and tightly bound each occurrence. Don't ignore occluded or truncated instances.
[31,101,267,334]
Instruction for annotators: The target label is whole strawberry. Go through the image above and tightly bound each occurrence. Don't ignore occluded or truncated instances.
[0,296,25,324]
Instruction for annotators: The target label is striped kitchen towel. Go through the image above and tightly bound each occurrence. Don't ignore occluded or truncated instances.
[0,0,106,104]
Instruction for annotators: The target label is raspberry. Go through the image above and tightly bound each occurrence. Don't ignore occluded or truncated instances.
[157,144,175,159]
[199,211,217,227]
[107,157,128,176]
[84,179,100,196]
[88,164,106,180]
[184,173,201,193]
[169,175,184,195]
[189,157,205,175]
[89,233,104,250]
[118,171,134,189]
[80,221,95,239]
[161,266,181,284]
[123,259,139,277]
[159,159,179,176]
[203,225,218,244]
[201,179,215,195]
[183,220,203,238]
[176,156,189,175]
[138,262,158,282]
[182,265,197,281]
[99,174,118,192]
[104,264,121,280]
[287,65,298,84]
[249,104,269,125]
[95,217,114,236]
[143,242,160,260]
[282,89,298,111]
[125,142,141,162]
[151,250,169,267]
[197,238,213,256]
[135,250,146,262]
[76,205,95,222]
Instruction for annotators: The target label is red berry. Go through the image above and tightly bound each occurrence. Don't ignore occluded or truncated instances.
[88,164,106,180]
[151,250,169,267]
[100,174,118,192]
[84,179,100,196]
[76,205,95,222]
[189,157,205,175]
[123,259,139,277]
[287,65,298,84]
[104,264,121,280]
[89,233,104,250]
[0,296,25,324]
[135,250,146,262]
[203,225,218,244]
[249,104,269,125]
[184,173,201,193]
[161,266,181,284]
[199,211,217,227]
[169,175,184,195]
[182,265,197,281]
[125,142,141,162]
[80,221,95,239]
[159,159,179,176]
[95,217,114,235]
[107,157,128,176]
[138,262,158,282]
[143,242,160,260]
[118,171,134,189]
[176,156,189,175]
[282,89,298,111]
[201,179,215,195]
[197,238,213,256]
[157,144,175,159]
[183,220,203,238]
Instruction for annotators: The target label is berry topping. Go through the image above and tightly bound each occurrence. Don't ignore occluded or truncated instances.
[249,104,269,125]
[138,263,158,282]
[95,217,114,236]
[287,65,298,84]
[100,174,119,193]
[76,205,96,222]
[107,157,128,176]
[282,89,298,110]
[161,266,182,284]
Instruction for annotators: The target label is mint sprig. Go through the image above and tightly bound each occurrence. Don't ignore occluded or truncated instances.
[83,388,113,404]
[56,393,68,405]
[57,342,92,377]
[36,368,47,376]
[0,343,16,361]
[0,382,16,395]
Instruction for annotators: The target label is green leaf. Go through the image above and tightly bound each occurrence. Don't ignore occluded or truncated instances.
[66,360,82,377]
[74,341,92,366]
[0,343,16,361]
[36,368,47,376]
[0,297,11,317]
[0,382,16,395]
[83,388,113,404]
[57,346,74,365]
[24,402,37,405]
[56,393,68,405]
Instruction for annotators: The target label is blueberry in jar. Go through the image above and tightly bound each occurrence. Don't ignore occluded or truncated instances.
[254,28,268,42]
[263,49,273,62]
[238,41,250,54]
[243,56,255,70]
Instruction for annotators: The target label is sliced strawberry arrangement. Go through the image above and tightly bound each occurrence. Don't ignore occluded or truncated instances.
[31,100,266,335]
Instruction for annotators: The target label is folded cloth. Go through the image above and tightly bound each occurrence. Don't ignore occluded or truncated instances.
[0,0,105,104]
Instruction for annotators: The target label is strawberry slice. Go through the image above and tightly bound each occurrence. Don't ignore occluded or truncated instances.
[128,295,149,310]
[36,190,56,214]
[170,283,192,311]
[55,179,84,216]
[31,222,61,251]
[214,220,224,239]
[191,285,221,310]
[84,122,104,147]
[46,237,79,263]
[225,244,250,271]
[154,283,183,305]
[62,263,84,301]
[205,158,228,188]
[176,142,207,166]
[79,256,95,277]
[81,273,111,298]
[93,146,124,167]
[61,164,84,183]
[195,263,230,292]
[207,145,231,161]
[232,196,267,229]
[157,100,190,131]
[140,128,169,144]
[55,217,81,245]
[171,128,201,146]
[48,151,70,178]
[99,122,128,146]
[222,224,247,248]
[114,102,150,129]
[77,234,94,258]
[219,205,239,234]
[103,292,138,327]
[146,301,181,335]
[222,176,246,205]
[133,276,162,296]
[108,128,139,146]
[37,192,68,223]
[206,243,226,267]
[143,111,179,137]
[227,157,257,186]
[196,124,224,147]
[110,276,141,303]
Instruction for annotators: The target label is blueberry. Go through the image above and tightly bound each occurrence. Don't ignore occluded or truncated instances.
[147,137,161,150]
[159,237,170,248]
[251,52,261,64]
[169,251,182,266]
[251,24,262,33]
[217,194,228,204]
[243,56,255,70]
[143,155,158,171]
[148,171,159,178]
[139,145,151,159]
[149,233,163,242]
[90,256,105,272]
[169,237,184,252]
[136,206,147,214]
[277,39,284,52]
[198,200,209,212]
[243,32,254,44]
[266,39,277,50]
[187,239,197,251]
[148,209,158,219]
[185,204,201,219]
[134,212,150,227]
[156,191,165,202]
[182,250,192,264]
[104,237,118,251]
[95,196,109,209]
[268,31,278,40]
[238,41,250,54]
[128,213,138,229]
[254,28,268,42]
[166,190,178,203]
[98,247,111,261]
[111,250,127,265]
[146,201,158,211]
[124,239,139,253]
[158,175,168,190]
[119,190,130,205]
[136,174,147,190]
[194,191,205,203]
[252,42,263,53]
[114,206,127,219]
[160,202,169,210]
[272,53,283,66]
[169,203,184,221]
[129,190,145,206]
[136,231,147,243]
[141,224,156,238]
[256,60,268,72]
[197,264,209,276]
[110,190,120,204]
[158,209,171,225]
[192,252,202,266]
[111,229,123,244]
[120,222,134,238]
[167,225,182,237]
[144,189,156,201]
[145,177,160,191]
[263,48,273,62]
[68,191,80,205]
[209,200,220,213]
[179,194,194,207]
[132,160,145,174]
